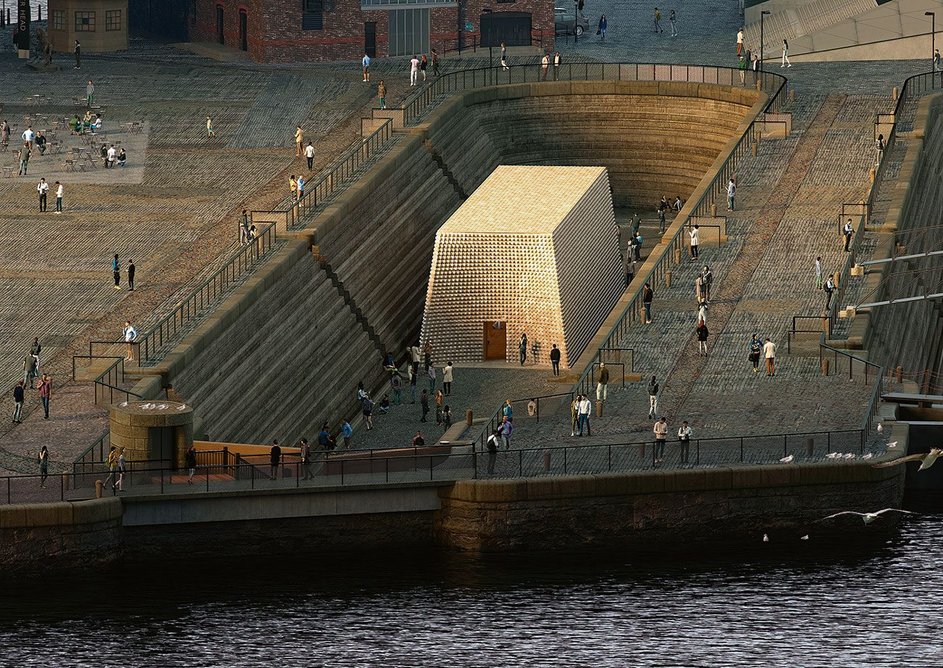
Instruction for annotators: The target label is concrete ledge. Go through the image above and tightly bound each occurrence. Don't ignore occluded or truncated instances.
[0,497,121,528]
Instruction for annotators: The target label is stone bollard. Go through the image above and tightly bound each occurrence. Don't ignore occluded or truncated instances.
[896,365,903,383]
[892,86,898,100]
[789,89,796,102]
[95,480,104,499]
[821,358,830,376]
[806,437,814,457]
[665,269,672,288]
[710,202,717,217]
[752,141,758,157]
[869,166,875,182]
[466,409,473,426]
[543,450,552,471]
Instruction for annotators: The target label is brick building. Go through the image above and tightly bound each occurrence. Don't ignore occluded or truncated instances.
[181,0,554,62]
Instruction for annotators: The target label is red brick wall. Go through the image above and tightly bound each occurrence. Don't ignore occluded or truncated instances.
[193,0,553,62]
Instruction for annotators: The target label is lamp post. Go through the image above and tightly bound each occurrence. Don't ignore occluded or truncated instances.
[927,11,936,87]
[760,10,770,72]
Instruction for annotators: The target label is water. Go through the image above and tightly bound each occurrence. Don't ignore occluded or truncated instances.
[1,505,941,667]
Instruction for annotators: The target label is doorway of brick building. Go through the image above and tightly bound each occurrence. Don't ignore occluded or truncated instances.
[216,5,224,44]
[388,8,429,57]
[484,321,507,361]
[239,9,248,51]
[364,22,377,58]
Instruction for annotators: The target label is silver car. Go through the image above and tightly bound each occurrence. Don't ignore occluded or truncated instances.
[555,6,589,37]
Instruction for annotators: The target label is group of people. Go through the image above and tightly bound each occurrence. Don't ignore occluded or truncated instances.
[13,337,51,423]
[485,400,515,474]
[735,26,792,76]
[407,51,439,86]
[68,111,102,135]
[99,142,127,168]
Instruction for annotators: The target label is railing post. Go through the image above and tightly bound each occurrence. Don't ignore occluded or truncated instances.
[740,437,744,462]
[519,450,523,477]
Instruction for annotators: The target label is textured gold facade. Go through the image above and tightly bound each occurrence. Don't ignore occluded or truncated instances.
[421,166,623,368]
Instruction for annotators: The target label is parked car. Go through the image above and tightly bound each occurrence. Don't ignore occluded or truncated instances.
[555,6,589,36]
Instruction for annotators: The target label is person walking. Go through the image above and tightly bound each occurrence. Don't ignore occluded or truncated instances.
[363,395,375,430]
[37,177,48,212]
[409,364,418,403]
[123,320,138,362]
[577,394,592,436]
[38,445,49,488]
[653,417,668,464]
[294,126,304,158]
[502,399,513,422]
[37,374,51,419]
[597,362,610,402]
[206,116,215,138]
[781,39,792,68]
[23,353,37,390]
[696,319,709,356]
[442,361,453,396]
[737,28,743,56]
[935,48,941,72]
[689,224,700,259]
[843,219,854,252]
[18,142,31,176]
[598,14,607,40]
[426,364,436,393]
[390,371,403,405]
[86,80,95,108]
[410,55,420,86]
[420,54,428,81]
[824,275,835,310]
[342,420,353,448]
[677,421,691,464]
[103,446,119,489]
[30,338,41,375]
[377,80,387,111]
[519,332,528,365]
[362,53,371,82]
[749,334,762,373]
[12,381,24,423]
[128,259,135,291]
[763,337,777,376]
[113,254,121,290]
[486,430,500,474]
[432,49,440,76]
[550,344,561,376]
[553,52,561,80]
[74,40,81,68]
[647,376,659,419]
[269,440,281,479]
[186,444,197,484]
[815,256,823,289]
[500,42,509,71]
[54,181,63,214]
[541,53,550,81]
[643,282,654,324]
[875,133,885,166]
[300,438,314,480]
[696,274,705,305]
[570,394,580,436]
[669,8,677,37]
[653,7,662,33]
[702,266,713,303]
[297,175,305,200]
[727,177,736,210]
[499,416,514,449]
[420,389,430,422]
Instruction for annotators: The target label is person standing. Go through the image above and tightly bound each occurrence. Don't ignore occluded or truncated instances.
[578,394,592,436]
[824,275,835,310]
[875,133,885,166]
[550,344,561,376]
[410,55,420,86]
[427,364,436,392]
[269,440,281,479]
[642,282,654,324]
[12,381,24,423]
[206,116,215,138]
[420,389,430,422]
[696,274,705,305]
[23,353,37,389]
[37,374,51,419]
[297,175,305,200]
[18,142,31,176]
[420,54,428,81]
[37,178,48,212]
[814,256,823,289]
[294,126,303,157]
[647,376,659,418]
[112,254,121,290]
[300,438,314,480]
[123,320,138,362]
[570,394,580,437]
[74,40,81,68]
[54,181,63,214]
[442,361,453,396]
[486,430,500,474]
[240,209,251,244]
[553,52,561,80]
[653,7,662,33]
[696,319,709,356]
[362,53,371,82]
[390,371,403,405]
[500,42,509,71]
[677,421,691,464]
[38,446,49,488]
[31,337,42,375]
[127,259,135,291]
[763,337,777,377]
[843,219,854,252]
[86,80,95,108]
[727,177,736,210]
[669,8,677,37]
[702,266,713,303]
[738,54,747,84]
[103,446,119,489]
[541,53,550,81]
[363,395,374,430]
[781,39,791,68]
[186,444,197,484]
[689,224,700,259]
[341,420,353,448]
[432,49,440,76]
[409,364,418,403]
[749,334,762,373]
[597,362,610,402]
[377,80,387,111]
[737,28,743,56]
[499,416,514,449]
[935,48,941,72]
[598,14,607,40]
[653,417,668,464]
[519,333,528,365]
[502,399,513,422]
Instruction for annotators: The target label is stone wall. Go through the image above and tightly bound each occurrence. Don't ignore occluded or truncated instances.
[0,498,123,573]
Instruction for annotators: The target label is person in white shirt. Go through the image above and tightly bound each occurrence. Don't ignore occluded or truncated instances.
[36,178,49,212]
[763,338,776,377]
[442,362,454,396]
[737,28,744,56]
[814,256,822,289]
[410,56,420,86]
[577,395,592,436]
[106,144,117,168]
[362,53,371,82]
[541,53,550,80]
[677,421,692,464]
[54,181,64,214]
[843,219,854,251]
[727,178,736,210]
[22,126,35,150]
[781,39,791,68]
[653,417,668,463]
[304,142,315,170]
[689,224,700,259]
[123,321,138,362]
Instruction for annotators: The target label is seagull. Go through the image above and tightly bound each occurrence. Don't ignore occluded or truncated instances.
[763,533,769,542]
[843,453,856,459]
[779,455,794,463]
[818,509,915,524]
[873,448,943,471]
[862,453,874,460]
[800,535,809,540]
[825,452,842,459]
[887,441,899,449]
[877,423,883,433]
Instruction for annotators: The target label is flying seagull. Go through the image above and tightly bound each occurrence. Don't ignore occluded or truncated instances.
[886,441,899,449]
[779,455,794,463]
[818,509,915,524]
[873,448,942,471]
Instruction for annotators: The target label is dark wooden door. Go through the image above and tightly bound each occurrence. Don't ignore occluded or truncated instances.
[484,321,507,360]
[364,22,377,58]
[216,5,224,44]
[239,10,248,51]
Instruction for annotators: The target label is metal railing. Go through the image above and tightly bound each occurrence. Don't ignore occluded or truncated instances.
[71,351,143,405]
[72,431,110,473]
[400,61,788,126]
[819,343,884,433]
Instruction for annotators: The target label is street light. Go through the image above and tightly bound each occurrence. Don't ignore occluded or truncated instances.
[760,10,770,72]
[926,11,936,87]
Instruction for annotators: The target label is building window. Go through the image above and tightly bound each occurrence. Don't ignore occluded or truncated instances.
[75,11,96,31]
[106,10,122,31]
[303,0,323,30]
[52,10,65,30]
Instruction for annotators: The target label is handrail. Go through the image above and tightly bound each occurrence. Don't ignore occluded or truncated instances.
[819,343,883,435]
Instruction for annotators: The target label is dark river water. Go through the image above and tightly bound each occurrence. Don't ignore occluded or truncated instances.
[1,500,941,667]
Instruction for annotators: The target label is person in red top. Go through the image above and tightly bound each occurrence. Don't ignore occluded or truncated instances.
[37,374,51,419]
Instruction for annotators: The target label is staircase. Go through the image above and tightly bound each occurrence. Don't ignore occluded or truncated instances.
[423,140,469,201]
[317,256,389,362]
